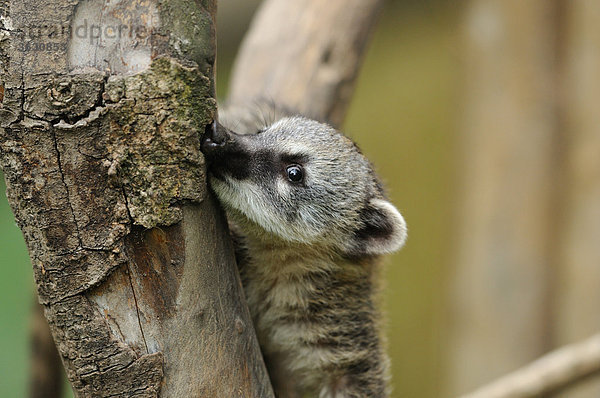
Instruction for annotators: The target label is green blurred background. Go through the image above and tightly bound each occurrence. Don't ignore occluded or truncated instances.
[0,1,460,396]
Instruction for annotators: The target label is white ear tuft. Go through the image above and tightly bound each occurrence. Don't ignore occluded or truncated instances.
[346,198,407,257]
[371,199,407,253]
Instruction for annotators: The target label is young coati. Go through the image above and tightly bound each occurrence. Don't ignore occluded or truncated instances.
[201,107,407,398]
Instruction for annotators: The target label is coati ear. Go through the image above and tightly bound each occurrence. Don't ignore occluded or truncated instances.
[347,198,407,257]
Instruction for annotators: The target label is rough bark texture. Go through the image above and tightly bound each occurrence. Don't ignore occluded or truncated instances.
[227,0,384,128]
[0,0,272,396]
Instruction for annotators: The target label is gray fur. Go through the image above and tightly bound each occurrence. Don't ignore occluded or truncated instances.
[201,104,406,398]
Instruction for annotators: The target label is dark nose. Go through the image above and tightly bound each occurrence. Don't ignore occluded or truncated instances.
[201,120,231,155]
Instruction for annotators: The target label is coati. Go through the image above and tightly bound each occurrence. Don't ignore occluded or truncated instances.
[201,106,407,398]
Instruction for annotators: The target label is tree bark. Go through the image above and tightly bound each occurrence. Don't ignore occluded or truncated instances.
[0,0,272,396]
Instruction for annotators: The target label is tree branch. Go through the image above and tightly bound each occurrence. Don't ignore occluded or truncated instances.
[459,333,600,398]
[227,0,384,128]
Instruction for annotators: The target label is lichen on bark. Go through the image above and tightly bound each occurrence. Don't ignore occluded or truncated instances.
[1,0,276,395]
[103,57,216,229]
[0,0,239,395]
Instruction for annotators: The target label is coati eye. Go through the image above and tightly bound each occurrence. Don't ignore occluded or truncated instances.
[286,165,304,183]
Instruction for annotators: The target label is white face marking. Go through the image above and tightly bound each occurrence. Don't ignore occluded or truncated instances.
[212,177,272,227]
[210,175,321,243]
[275,177,290,198]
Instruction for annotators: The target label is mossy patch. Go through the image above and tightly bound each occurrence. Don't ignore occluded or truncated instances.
[105,57,216,228]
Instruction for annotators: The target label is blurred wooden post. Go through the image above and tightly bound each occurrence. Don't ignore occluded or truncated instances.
[555,2,600,397]
[447,0,559,394]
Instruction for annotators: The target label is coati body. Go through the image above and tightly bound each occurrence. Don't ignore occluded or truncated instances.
[201,107,407,398]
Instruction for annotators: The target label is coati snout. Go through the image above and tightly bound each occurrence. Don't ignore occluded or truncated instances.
[202,120,229,149]
[201,121,253,181]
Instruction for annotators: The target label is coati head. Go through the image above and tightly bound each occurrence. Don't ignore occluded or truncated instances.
[201,116,406,257]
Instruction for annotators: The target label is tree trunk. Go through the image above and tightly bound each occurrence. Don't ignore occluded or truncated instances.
[0,0,273,396]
